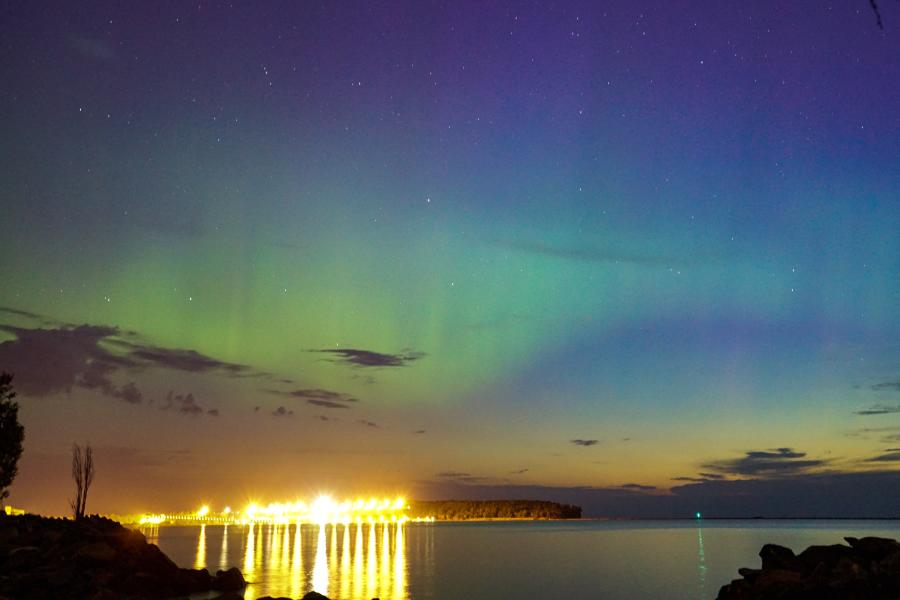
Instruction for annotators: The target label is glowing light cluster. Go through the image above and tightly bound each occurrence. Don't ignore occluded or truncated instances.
[138,514,165,525]
[134,495,433,526]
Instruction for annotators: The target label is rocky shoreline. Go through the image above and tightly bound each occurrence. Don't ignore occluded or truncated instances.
[0,513,244,600]
[0,513,375,600]
[717,536,900,599]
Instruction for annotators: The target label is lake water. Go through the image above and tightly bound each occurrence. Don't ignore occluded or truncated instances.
[144,520,900,599]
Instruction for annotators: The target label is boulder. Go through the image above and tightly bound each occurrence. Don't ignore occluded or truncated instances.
[796,543,856,572]
[76,541,117,563]
[758,544,797,571]
[844,536,900,561]
[301,592,332,600]
[718,536,900,600]
[212,566,245,591]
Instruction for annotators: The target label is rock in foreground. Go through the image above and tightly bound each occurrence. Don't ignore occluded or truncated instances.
[717,536,900,599]
[0,513,245,599]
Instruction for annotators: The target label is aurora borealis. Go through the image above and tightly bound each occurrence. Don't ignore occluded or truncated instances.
[1,1,899,517]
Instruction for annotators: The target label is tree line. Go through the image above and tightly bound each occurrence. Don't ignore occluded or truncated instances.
[409,499,582,520]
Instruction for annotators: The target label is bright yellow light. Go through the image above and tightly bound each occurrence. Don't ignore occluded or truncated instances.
[138,514,164,525]
[148,493,412,525]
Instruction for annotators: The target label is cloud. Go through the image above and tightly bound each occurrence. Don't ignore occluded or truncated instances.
[272,406,294,417]
[621,483,656,491]
[358,419,378,428]
[113,340,251,375]
[702,447,827,477]
[855,404,900,415]
[872,380,900,392]
[673,472,728,482]
[437,471,471,478]
[306,399,350,408]
[108,382,142,404]
[312,348,424,368]
[0,322,263,402]
[497,240,707,267]
[846,425,900,443]
[0,307,43,320]
[436,471,490,484]
[268,388,359,409]
[412,429,426,434]
[864,450,900,462]
[77,359,143,404]
[160,392,217,417]
[570,439,599,447]
[0,323,130,397]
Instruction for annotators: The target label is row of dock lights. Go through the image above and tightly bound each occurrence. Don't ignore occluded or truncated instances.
[138,495,436,526]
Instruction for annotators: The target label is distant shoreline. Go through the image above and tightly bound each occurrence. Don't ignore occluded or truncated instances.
[119,515,900,526]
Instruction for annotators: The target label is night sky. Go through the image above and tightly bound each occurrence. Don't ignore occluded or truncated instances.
[1,1,899,517]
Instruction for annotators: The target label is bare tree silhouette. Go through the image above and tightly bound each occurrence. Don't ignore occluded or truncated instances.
[70,444,94,519]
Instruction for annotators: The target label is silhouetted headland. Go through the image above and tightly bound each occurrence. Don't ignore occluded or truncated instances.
[408,499,582,520]
[717,536,900,599]
[0,512,244,599]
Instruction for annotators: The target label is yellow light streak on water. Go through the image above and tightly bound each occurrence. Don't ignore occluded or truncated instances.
[243,523,256,592]
[194,524,206,569]
[271,524,282,572]
[394,522,406,600]
[219,524,229,571]
[290,524,303,599]
[281,523,291,567]
[340,524,351,599]
[140,525,159,546]
[329,524,338,592]
[380,523,391,599]
[353,522,364,599]
[366,521,377,597]
[312,524,329,597]
[177,519,413,599]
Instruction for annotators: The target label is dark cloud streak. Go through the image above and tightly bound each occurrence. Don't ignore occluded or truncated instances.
[268,388,359,409]
[312,348,424,368]
[570,439,599,447]
[855,404,900,415]
[702,447,827,477]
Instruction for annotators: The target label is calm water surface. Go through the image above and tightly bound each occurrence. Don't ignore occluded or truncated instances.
[144,520,900,599]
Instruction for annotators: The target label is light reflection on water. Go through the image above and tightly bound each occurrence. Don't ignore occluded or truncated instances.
[146,520,900,600]
[697,525,707,600]
[155,521,416,599]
